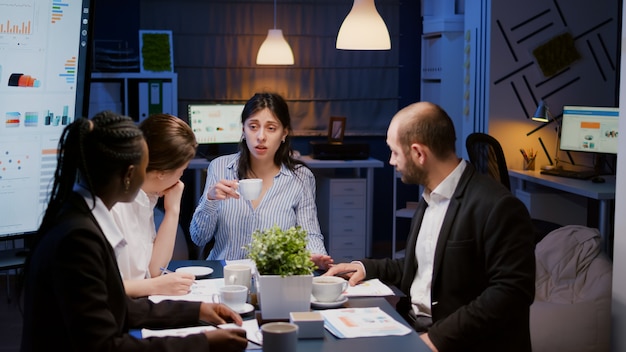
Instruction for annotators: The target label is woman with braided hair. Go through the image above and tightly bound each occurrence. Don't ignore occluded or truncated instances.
[20,111,247,351]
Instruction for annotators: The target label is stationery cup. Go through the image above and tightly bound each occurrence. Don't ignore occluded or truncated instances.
[211,285,248,312]
[261,322,298,352]
[311,276,348,302]
[223,264,252,290]
[523,158,535,170]
[238,178,263,200]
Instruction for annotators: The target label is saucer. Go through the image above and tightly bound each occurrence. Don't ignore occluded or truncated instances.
[175,266,214,277]
[310,294,348,309]
[234,303,255,315]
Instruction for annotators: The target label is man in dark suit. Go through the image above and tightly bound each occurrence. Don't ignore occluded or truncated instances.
[326,102,535,352]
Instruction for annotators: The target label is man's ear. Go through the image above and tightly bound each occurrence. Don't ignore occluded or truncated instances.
[410,142,427,165]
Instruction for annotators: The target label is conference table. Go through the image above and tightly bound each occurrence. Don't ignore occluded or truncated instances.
[163,260,431,352]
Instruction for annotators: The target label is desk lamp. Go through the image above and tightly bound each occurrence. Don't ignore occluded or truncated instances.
[530,100,562,170]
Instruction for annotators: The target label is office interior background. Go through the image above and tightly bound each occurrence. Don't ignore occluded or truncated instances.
[91,1,626,349]
[3,0,626,351]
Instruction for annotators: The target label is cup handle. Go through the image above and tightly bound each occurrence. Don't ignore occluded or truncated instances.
[227,274,237,285]
[341,282,348,293]
[211,293,220,304]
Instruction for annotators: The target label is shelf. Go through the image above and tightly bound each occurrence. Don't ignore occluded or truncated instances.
[395,208,417,218]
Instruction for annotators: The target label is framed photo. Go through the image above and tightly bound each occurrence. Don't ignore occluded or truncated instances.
[328,116,346,143]
[139,30,174,72]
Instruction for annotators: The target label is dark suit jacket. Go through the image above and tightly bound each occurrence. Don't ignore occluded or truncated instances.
[21,193,210,351]
[362,163,535,352]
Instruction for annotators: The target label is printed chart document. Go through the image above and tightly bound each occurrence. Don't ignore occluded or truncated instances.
[343,278,394,297]
[319,307,412,338]
[141,319,262,349]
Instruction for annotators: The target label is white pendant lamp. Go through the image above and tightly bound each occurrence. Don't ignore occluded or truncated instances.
[336,0,391,50]
[256,0,294,65]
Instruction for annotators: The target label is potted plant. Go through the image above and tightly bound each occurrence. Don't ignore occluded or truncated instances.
[245,225,317,320]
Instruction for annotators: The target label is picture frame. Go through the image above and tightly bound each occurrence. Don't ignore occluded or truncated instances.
[328,116,346,143]
[139,30,174,72]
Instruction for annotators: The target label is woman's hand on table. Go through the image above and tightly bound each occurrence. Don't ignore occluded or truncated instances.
[153,272,195,295]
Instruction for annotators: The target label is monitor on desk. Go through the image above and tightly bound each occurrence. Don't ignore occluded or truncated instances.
[560,106,619,155]
[0,0,94,240]
[187,103,244,159]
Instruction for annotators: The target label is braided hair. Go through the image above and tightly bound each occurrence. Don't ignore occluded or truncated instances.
[237,92,305,179]
[39,111,144,234]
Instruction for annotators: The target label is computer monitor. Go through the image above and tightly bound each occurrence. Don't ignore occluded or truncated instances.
[0,0,94,240]
[187,103,244,158]
[559,105,619,155]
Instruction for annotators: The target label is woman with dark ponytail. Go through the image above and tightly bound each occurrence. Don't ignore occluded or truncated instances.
[21,111,247,351]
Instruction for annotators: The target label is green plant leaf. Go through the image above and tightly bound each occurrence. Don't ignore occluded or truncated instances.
[245,224,317,276]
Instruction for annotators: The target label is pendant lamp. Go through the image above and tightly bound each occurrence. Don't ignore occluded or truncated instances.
[256,0,294,65]
[336,0,391,50]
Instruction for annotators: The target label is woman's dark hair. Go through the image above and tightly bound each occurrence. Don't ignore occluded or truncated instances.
[237,92,305,179]
[39,111,145,234]
[139,113,197,173]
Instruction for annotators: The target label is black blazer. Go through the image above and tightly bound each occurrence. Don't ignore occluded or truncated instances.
[21,193,210,351]
[362,163,535,352]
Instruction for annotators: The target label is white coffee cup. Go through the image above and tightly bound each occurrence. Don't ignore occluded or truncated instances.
[223,264,252,290]
[212,285,248,312]
[261,322,298,352]
[238,178,263,200]
[312,276,348,302]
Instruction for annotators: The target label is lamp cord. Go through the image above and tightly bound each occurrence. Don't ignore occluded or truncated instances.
[273,0,277,29]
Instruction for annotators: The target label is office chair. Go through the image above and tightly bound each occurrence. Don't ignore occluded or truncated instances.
[465,132,560,243]
[465,132,511,190]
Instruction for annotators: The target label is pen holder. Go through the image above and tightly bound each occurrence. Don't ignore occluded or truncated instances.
[523,158,535,171]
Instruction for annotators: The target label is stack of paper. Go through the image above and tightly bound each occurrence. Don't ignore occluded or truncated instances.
[319,307,412,338]
[343,278,394,297]
[149,278,223,303]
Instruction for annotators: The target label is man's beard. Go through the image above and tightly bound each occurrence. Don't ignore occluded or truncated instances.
[400,157,426,185]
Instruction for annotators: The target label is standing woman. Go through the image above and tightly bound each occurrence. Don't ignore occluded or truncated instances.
[20,111,247,351]
[111,113,197,297]
[190,92,333,269]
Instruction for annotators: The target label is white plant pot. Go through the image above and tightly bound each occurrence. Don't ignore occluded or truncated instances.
[256,274,313,320]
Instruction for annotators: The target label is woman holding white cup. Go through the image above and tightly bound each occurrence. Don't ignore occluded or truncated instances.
[190,93,333,270]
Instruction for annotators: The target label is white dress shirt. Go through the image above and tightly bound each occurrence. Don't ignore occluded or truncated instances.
[110,189,158,280]
[410,160,466,316]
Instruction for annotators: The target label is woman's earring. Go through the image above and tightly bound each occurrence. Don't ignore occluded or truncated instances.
[124,178,130,193]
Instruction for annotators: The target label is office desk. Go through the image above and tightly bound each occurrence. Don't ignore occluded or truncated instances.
[163,260,428,351]
[188,156,384,257]
[508,169,616,252]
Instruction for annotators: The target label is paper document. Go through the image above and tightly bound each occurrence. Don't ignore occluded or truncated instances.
[343,278,394,297]
[320,307,412,338]
[142,319,261,349]
[149,278,223,303]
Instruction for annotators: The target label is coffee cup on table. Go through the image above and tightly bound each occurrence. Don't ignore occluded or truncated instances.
[223,264,252,290]
[237,178,262,200]
[311,276,348,302]
[211,284,248,312]
[260,322,298,352]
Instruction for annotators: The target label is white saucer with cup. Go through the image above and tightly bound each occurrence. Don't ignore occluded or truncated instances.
[212,284,248,312]
[311,276,348,302]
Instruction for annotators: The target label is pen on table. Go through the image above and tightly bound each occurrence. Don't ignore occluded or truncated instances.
[333,269,357,277]
[201,320,262,347]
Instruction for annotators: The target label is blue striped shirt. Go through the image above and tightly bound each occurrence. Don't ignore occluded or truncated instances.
[190,153,328,260]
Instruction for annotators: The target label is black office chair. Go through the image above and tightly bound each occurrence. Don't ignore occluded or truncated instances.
[465,132,560,243]
[465,132,511,190]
